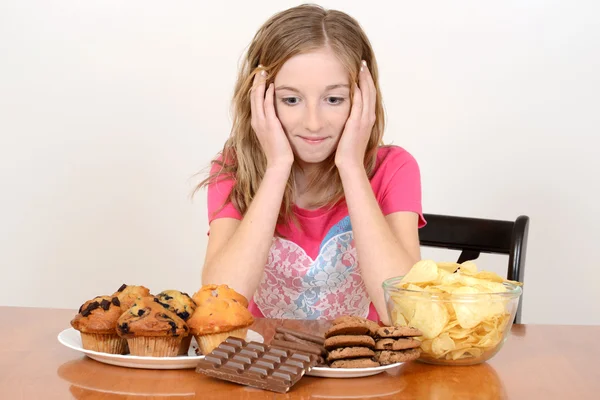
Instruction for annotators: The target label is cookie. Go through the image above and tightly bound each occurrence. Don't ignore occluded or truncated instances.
[325,322,370,338]
[332,315,380,336]
[327,347,376,362]
[376,348,421,365]
[377,326,422,338]
[324,335,376,350]
[375,338,421,351]
[330,358,380,368]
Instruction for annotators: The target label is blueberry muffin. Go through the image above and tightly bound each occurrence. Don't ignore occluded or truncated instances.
[112,284,151,312]
[116,296,189,357]
[155,290,197,355]
[71,295,127,354]
[187,285,254,355]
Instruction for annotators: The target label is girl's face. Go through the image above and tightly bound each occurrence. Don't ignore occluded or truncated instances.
[273,47,352,167]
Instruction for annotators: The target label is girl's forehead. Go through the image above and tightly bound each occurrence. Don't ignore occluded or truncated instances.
[275,48,349,89]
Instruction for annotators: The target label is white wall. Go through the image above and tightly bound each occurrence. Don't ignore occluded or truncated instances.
[1,1,598,325]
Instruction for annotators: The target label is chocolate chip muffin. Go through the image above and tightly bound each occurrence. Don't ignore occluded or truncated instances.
[116,296,189,357]
[112,284,151,312]
[155,290,197,321]
[155,290,197,355]
[192,284,249,308]
[188,285,254,355]
[71,295,127,354]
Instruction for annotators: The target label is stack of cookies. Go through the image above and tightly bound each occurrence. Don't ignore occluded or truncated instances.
[324,316,422,368]
[324,316,380,368]
[374,325,422,365]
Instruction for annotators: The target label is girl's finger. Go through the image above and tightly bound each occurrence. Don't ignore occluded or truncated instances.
[350,83,363,123]
[264,83,277,123]
[364,63,377,116]
[251,66,267,121]
[359,60,372,123]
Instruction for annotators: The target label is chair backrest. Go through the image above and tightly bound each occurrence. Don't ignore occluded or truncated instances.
[418,213,530,323]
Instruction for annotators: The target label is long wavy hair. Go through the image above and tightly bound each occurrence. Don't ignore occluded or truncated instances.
[196,4,385,229]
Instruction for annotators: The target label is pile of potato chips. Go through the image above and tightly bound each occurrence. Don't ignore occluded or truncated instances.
[386,260,522,363]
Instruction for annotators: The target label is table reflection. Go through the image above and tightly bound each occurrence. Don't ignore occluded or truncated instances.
[299,371,406,399]
[57,355,505,400]
[58,358,198,398]
[392,361,507,400]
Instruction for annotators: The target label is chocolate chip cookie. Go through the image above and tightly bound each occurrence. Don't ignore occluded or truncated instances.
[324,335,376,350]
[330,358,380,368]
[327,346,376,362]
[331,315,381,336]
[376,348,421,365]
[375,338,421,351]
[377,326,423,338]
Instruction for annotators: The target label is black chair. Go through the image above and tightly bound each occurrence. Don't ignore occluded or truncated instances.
[418,213,530,323]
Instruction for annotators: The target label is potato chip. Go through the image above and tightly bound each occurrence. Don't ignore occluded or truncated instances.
[437,262,460,273]
[448,326,474,340]
[444,304,457,321]
[399,260,439,285]
[388,259,521,364]
[431,333,455,356]
[445,319,459,329]
[470,271,505,283]
[448,347,484,360]
[420,339,433,355]
[439,272,463,286]
[390,308,408,326]
[405,283,425,292]
[390,292,417,322]
[451,287,505,329]
[459,275,508,293]
[410,300,448,339]
[459,261,478,275]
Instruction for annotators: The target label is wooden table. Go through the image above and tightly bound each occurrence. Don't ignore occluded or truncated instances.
[0,307,598,399]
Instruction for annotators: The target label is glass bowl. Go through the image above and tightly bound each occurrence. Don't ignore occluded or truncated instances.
[382,276,522,366]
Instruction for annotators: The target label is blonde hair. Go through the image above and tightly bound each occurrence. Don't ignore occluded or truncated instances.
[197,4,385,228]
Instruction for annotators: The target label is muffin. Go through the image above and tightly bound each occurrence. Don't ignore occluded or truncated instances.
[155,290,197,355]
[116,296,189,357]
[112,284,151,312]
[187,285,254,355]
[192,284,249,308]
[71,295,127,354]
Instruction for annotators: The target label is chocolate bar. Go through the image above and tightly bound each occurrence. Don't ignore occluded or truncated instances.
[271,339,326,356]
[275,327,326,345]
[282,332,327,353]
[272,327,328,366]
[195,337,318,393]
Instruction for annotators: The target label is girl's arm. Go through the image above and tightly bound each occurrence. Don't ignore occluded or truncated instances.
[335,61,421,323]
[202,165,291,301]
[338,165,421,324]
[202,70,294,301]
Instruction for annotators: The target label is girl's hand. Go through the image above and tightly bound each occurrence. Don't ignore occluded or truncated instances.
[335,61,377,170]
[250,68,294,171]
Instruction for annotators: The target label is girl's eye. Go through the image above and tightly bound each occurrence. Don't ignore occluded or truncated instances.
[281,97,299,106]
[326,97,345,105]
[280,97,346,106]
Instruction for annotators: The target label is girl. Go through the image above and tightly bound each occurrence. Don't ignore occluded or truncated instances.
[197,4,426,324]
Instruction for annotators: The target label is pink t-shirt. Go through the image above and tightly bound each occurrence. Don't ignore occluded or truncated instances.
[207,145,426,322]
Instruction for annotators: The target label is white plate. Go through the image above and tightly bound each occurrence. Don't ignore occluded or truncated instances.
[58,327,264,370]
[306,362,403,378]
